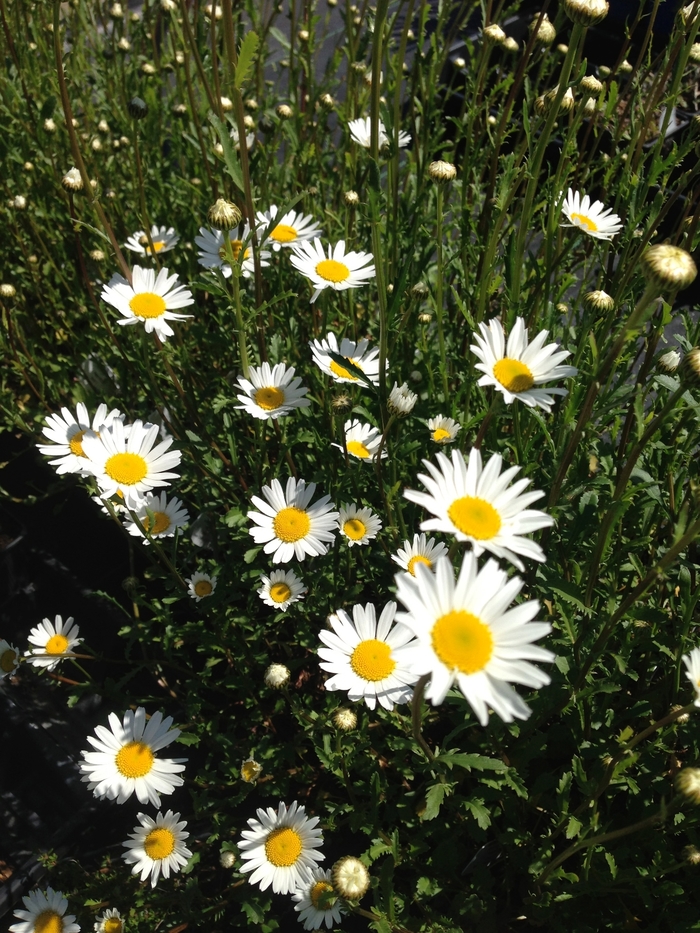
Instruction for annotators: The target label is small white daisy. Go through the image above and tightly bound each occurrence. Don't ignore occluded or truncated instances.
[394,555,554,723]
[338,503,382,546]
[256,204,323,251]
[0,639,20,679]
[124,491,190,543]
[347,116,411,149]
[334,419,386,462]
[101,265,194,340]
[195,224,271,279]
[428,415,460,444]
[235,362,311,420]
[122,809,192,888]
[292,868,346,931]
[470,317,578,411]
[238,800,325,895]
[37,403,124,475]
[187,571,218,601]
[248,476,338,563]
[560,188,623,240]
[683,646,700,707]
[9,887,80,933]
[25,615,81,671]
[230,125,255,150]
[318,601,419,710]
[388,381,417,416]
[309,332,383,386]
[124,224,179,257]
[81,419,182,509]
[290,238,375,303]
[258,568,307,610]
[79,706,187,807]
[391,532,449,577]
[93,909,123,933]
[404,448,553,571]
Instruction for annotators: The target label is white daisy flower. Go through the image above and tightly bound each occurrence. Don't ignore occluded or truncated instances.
[0,639,20,679]
[93,909,123,933]
[391,532,448,577]
[309,332,383,386]
[318,601,419,710]
[81,419,182,509]
[122,809,192,888]
[187,571,217,601]
[338,503,382,546]
[37,403,124,475]
[290,238,375,303]
[124,491,190,543]
[248,476,338,563]
[256,204,322,251]
[394,555,554,723]
[347,116,411,149]
[124,224,179,257]
[683,646,700,706]
[470,317,578,411]
[403,448,553,571]
[235,362,310,420]
[101,265,194,340]
[428,415,460,444]
[230,125,255,150]
[334,419,386,462]
[25,615,81,671]
[292,868,346,931]
[9,887,80,933]
[237,800,325,895]
[258,568,307,610]
[560,188,623,240]
[79,706,187,807]
[388,381,417,416]
[195,224,271,279]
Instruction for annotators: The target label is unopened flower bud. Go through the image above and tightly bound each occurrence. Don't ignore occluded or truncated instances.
[90,249,106,262]
[585,289,615,311]
[332,393,352,411]
[319,93,335,111]
[276,103,293,119]
[684,845,700,865]
[676,767,700,803]
[344,190,360,206]
[44,117,57,132]
[117,37,131,51]
[453,56,466,68]
[128,96,148,120]
[297,28,309,41]
[333,708,357,731]
[110,2,123,17]
[62,167,83,191]
[658,349,681,373]
[530,13,556,44]
[11,195,27,210]
[264,662,290,688]
[173,103,188,117]
[388,382,418,417]
[220,96,233,112]
[332,856,370,900]
[642,244,697,292]
[502,36,519,51]
[208,198,243,230]
[220,850,236,868]
[618,58,633,73]
[412,282,430,299]
[141,62,157,75]
[680,347,700,388]
[428,160,457,183]
[562,0,609,25]
[581,75,603,95]
[483,23,506,43]
[0,284,17,298]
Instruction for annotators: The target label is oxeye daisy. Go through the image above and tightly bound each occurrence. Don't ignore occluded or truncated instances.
[290,238,375,303]
[394,555,554,723]
[391,533,448,577]
[26,615,81,670]
[292,868,346,931]
[403,448,553,570]
[310,332,383,386]
[37,403,124,475]
[0,639,20,678]
[187,571,218,601]
[338,503,382,546]
[101,265,194,341]
[560,188,623,240]
[93,909,123,933]
[248,476,338,563]
[333,419,386,462]
[124,224,179,256]
[9,887,80,933]
[256,204,323,251]
[683,646,700,706]
[318,601,418,710]
[79,706,187,807]
[230,125,255,150]
[124,491,190,543]
[195,224,271,279]
[235,362,311,420]
[258,568,307,610]
[428,415,461,444]
[470,317,578,411]
[347,116,411,149]
[81,419,182,509]
[122,809,192,888]
[237,800,325,894]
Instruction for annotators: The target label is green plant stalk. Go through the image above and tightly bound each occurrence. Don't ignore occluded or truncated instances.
[177,0,218,113]
[132,129,158,263]
[230,265,250,379]
[434,186,449,400]
[411,673,435,762]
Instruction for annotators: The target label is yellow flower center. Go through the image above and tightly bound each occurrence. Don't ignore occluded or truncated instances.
[407,554,432,575]
[34,911,63,933]
[0,649,17,673]
[310,880,336,910]
[194,579,213,597]
[103,919,123,933]
[254,386,285,411]
[149,240,166,253]
[270,581,292,603]
[347,440,371,459]
[144,826,176,860]
[329,357,360,380]
[265,826,303,867]
[104,452,148,486]
[431,610,494,674]
[316,258,350,283]
[431,427,451,442]
[271,223,298,243]
[570,211,598,232]
[447,496,502,539]
[129,291,167,319]
[218,239,249,262]
[492,358,535,393]
[350,638,396,682]
[45,633,69,655]
[69,429,88,457]
[115,740,154,778]
[343,518,367,540]
[273,506,311,542]
[143,511,172,535]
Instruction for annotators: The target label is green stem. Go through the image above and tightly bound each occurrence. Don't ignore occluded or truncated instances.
[434,186,449,400]
[411,674,435,762]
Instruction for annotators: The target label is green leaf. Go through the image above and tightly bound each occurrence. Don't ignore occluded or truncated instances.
[437,750,507,772]
[421,782,453,820]
[565,815,582,839]
[235,32,260,89]
[325,350,377,391]
[176,732,201,746]
[463,797,491,829]
[209,113,244,192]
[269,26,291,50]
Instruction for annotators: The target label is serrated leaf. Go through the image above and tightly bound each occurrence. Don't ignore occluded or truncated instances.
[437,751,507,772]
[235,32,259,89]
[209,113,244,192]
[565,815,582,839]
[421,782,452,821]
[463,797,491,829]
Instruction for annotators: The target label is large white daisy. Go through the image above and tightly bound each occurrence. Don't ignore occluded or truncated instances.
[9,887,80,933]
[248,476,338,563]
[195,224,271,279]
[560,188,623,240]
[403,448,553,570]
[470,317,578,411]
[309,332,383,386]
[256,204,322,251]
[334,419,386,462]
[290,238,375,303]
[237,800,325,895]
[101,265,194,340]
[292,867,346,930]
[235,362,311,420]
[338,503,382,546]
[79,707,187,807]
[37,403,124,475]
[394,555,554,722]
[122,809,192,887]
[25,615,81,671]
[0,639,20,679]
[391,532,448,577]
[124,491,190,543]
[81,419,182,509]
[318,601,418,710]
[347,116,411,149]
[124,224,179,257]
[683,646,700,707]
[258,568,307,610]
